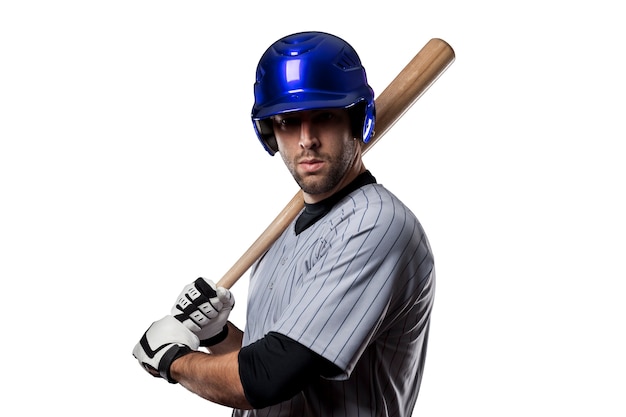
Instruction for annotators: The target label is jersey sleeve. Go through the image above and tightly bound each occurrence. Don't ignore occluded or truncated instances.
[238,332,342,408]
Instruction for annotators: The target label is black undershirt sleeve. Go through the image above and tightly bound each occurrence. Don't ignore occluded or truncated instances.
[238,332,342,409]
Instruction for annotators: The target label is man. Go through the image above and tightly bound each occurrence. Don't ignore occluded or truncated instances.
[133,31,436,417]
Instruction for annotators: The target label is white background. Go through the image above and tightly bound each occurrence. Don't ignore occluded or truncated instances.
[1,1,624,416]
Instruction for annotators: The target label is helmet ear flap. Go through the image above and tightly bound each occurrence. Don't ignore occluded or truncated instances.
[362,100,376,144]
[253,119,278,156]
[348,100,376,143]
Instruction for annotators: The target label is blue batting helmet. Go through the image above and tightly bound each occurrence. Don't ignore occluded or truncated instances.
[251,31,376,155]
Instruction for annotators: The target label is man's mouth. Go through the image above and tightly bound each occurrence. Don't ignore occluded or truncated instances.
[298,158,325,173]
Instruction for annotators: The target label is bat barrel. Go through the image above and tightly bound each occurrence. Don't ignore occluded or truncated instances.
[365,38,455,153]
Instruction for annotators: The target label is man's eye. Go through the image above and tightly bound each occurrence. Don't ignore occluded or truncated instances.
[317,112,334,121]
[276,117,298,127]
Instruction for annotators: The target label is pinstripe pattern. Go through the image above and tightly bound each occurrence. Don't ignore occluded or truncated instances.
[234,183,435,417]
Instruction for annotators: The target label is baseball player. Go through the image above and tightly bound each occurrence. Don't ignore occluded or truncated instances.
[133,31,436,417]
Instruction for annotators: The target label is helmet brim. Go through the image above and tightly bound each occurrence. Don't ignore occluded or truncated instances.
[252,91,367,121]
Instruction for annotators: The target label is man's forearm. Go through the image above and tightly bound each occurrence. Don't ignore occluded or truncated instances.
[207,322,244,355]
[171,349,252,410]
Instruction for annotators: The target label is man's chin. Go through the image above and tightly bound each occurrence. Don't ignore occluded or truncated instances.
[297,176,331,196]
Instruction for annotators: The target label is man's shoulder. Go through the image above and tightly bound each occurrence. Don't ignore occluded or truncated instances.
[343,183,413,214]
[328,183,420,230]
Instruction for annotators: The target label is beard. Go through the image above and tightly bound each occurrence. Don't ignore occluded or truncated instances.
[282,140,358,196]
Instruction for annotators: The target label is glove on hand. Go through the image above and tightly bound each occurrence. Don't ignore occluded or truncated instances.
[171,277,235,347]
[132,315,200,383]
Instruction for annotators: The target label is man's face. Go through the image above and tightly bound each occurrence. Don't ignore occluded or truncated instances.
[272,108,360,201]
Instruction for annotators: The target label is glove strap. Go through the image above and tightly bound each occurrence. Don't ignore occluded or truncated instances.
[158,345,193,384]
[200,325,228,347]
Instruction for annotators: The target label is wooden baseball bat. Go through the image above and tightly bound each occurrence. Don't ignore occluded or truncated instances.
[218,38,455,289]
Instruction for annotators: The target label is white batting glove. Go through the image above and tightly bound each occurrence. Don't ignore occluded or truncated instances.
[171,277,235,347]
[133,315,200,383]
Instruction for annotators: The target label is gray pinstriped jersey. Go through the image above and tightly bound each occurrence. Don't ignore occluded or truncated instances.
[233,182,435,417]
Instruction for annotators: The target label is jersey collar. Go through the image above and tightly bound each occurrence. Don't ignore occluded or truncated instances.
[295,170,377,235]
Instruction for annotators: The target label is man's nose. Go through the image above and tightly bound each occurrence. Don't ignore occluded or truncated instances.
[299,120,320,149]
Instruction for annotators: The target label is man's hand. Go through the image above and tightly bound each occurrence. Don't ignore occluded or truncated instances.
[172,277,235,346]
[132,315,200,383]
